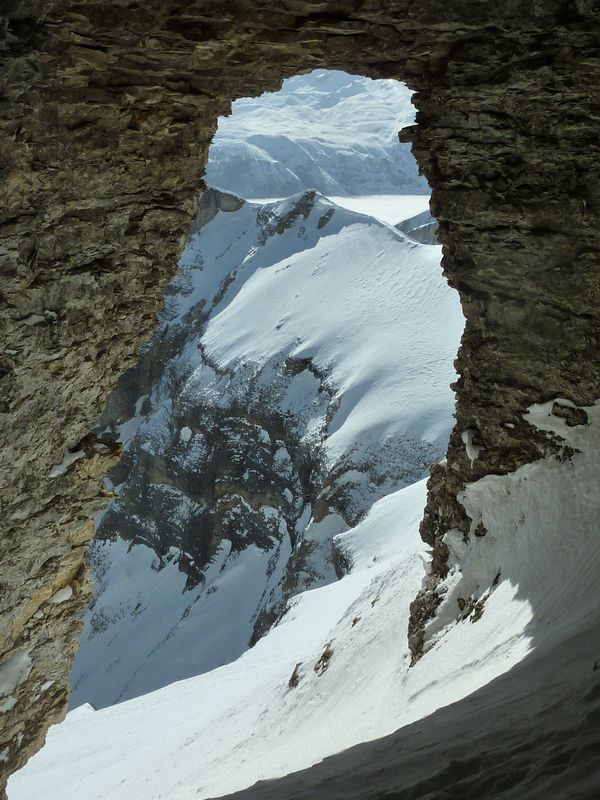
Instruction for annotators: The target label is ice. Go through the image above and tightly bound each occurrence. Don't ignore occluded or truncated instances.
[461,429,484,465]
[0,650,32,699]
[48,450,86,479]
[48,586,73,605]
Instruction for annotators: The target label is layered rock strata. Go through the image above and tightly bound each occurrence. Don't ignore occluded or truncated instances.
[1,0,599,791]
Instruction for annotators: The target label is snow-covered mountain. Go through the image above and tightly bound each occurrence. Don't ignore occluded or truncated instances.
[68,188,462,709]
[60,67,454,722]
[396,209,438,244]
[205,70,429,198]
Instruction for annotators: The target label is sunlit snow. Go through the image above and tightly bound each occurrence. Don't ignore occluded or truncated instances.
[206,70,428,198]
[68,191,463,709]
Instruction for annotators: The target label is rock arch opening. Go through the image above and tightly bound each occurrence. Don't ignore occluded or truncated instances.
[2,3,600,797]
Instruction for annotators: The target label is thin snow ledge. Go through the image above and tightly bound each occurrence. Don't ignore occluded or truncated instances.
[48,586,73,605]
[0,649,33,701]
[525,396,590,435]
[48,450,86,479]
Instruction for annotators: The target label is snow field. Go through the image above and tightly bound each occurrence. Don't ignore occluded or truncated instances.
[12,396,600,799]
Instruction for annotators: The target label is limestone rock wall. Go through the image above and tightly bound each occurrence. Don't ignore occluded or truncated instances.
[1,0,599,791]
[406,2,600,651]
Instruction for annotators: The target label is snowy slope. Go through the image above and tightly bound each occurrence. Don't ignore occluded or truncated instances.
[205,70,429,197]
[328,194,431,226]
[11,397,600,800]
[199,194,456,457]
[67,189,463,709]
[67,69,440,711]
[250,195,432,227]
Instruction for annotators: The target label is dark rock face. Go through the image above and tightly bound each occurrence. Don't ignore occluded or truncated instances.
[1,0,599,790]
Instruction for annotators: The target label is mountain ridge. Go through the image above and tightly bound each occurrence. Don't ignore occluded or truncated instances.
[205,71,429,198]
[68,187,462,709]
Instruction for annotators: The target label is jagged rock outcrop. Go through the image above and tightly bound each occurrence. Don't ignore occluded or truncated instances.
[1,0,599,792]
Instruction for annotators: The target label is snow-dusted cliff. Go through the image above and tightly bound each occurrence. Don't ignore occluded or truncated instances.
[68,188,462,709]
